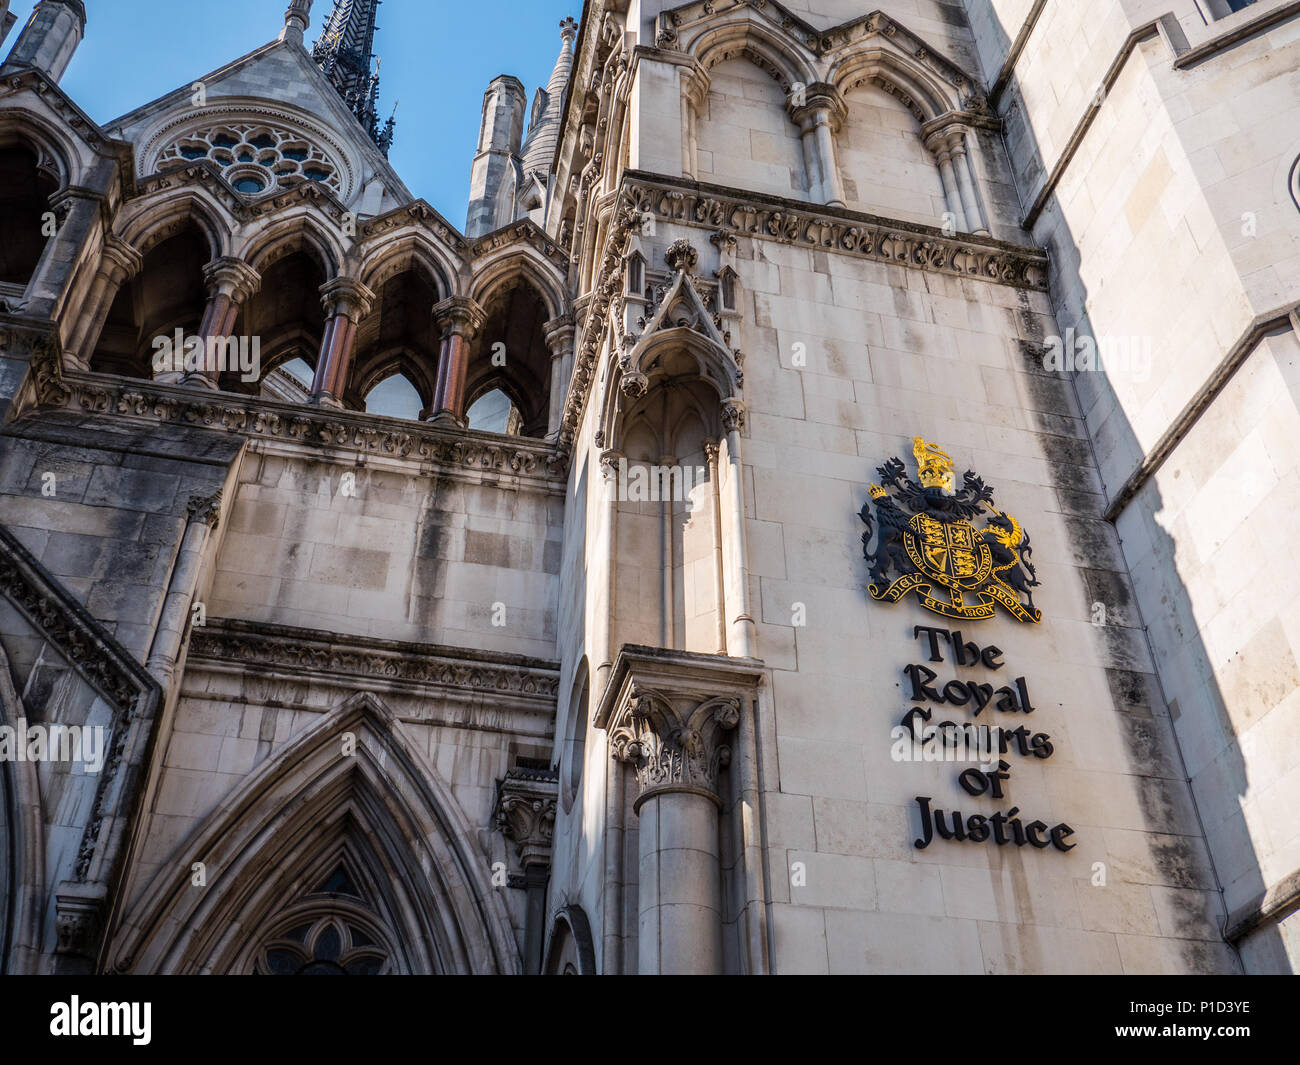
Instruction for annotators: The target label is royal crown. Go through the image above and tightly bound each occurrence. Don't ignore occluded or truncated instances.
[869,483,889,500]
[913,437,955,492]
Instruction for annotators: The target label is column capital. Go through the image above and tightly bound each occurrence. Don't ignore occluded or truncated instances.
[494,767,559,870]
[922,119,971,157]
[319,276,375,322]
[680,60,710,108]
[595,645,763,811]
[543,313,576,357]
[721,397,746,435]
[433,295,486,341]
[787,82,847,133]
[202,257,261,304]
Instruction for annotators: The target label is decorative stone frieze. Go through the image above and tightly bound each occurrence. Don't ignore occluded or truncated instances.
[188,619,561,703]
[17,350,569,485]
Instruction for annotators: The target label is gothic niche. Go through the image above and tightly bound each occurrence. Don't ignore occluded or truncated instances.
[0,143,58,297]
[156,122,341,196]
[211,247,324,397]
[91,222,211,379]
[348,264,441,419]
[614,366,724,654]
[465,278,553,438]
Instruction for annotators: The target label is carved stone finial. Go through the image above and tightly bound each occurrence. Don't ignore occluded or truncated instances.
[664,239,698,274]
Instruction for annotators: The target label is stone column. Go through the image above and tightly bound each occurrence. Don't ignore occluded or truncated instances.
[721,400,756,659]
[680,65,708,180]
[310,277,375,408]
[145,490,222,689]
[609,687,739,974]
[705,439,727,655]
[927,124,988,236]
[543,314,575,441]
[429,296,485,426]
[925,131,968,234]
[65,237,142,371]
[21,186,102,320]
[178,257,261,389]
[789,84,847,208]
[494,767,558,975]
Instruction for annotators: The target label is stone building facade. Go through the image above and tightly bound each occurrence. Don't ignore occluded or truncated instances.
[0,0,1296,974]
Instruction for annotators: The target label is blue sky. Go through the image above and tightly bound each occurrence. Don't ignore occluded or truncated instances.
[6,0,578,227]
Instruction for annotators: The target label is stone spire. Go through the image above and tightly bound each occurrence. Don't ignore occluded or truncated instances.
[280,0,312,44]
[311,0,395,154]
[0,0,86,84]
[520,16,578,178]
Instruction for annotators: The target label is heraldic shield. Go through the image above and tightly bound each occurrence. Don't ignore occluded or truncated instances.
[859,437,1042,624]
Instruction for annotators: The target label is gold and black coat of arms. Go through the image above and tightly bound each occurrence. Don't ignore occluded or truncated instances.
[859,438,1042,624]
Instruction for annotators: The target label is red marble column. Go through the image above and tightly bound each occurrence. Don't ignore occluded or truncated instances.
[179,257,261,389]
[429,296,485,426]
[310,277,375,407]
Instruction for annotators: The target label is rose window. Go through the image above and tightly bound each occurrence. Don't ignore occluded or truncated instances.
[156,123,341,196]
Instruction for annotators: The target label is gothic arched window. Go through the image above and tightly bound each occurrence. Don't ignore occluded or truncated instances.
[256,915,390,975]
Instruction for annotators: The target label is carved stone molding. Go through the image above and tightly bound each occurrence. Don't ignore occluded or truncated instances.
[594,644,764,811]
[17,355,569,486]
[188,619,561,705]
[556,170,1048,449]
[609,688,739,808]
[625,174,1047,289]
[494,767,559,870]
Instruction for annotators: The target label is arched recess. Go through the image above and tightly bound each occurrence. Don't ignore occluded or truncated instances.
[115,186,232,263]
[346,265,442,415]
[91,221,212,379]
[614,367,724,653]
[0,643,45,975]
[356,232,457,305]
[239,213,343,282]
[829,48,958,126]
[0,143,58,293]
[836,78,949,225]
[466,257,565,439]
[0,109,80,191]
[543,904,597,975]
[110,692,520,975]
[230,247,327,395]
[830,48,984,232]
[685,17,817,197]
